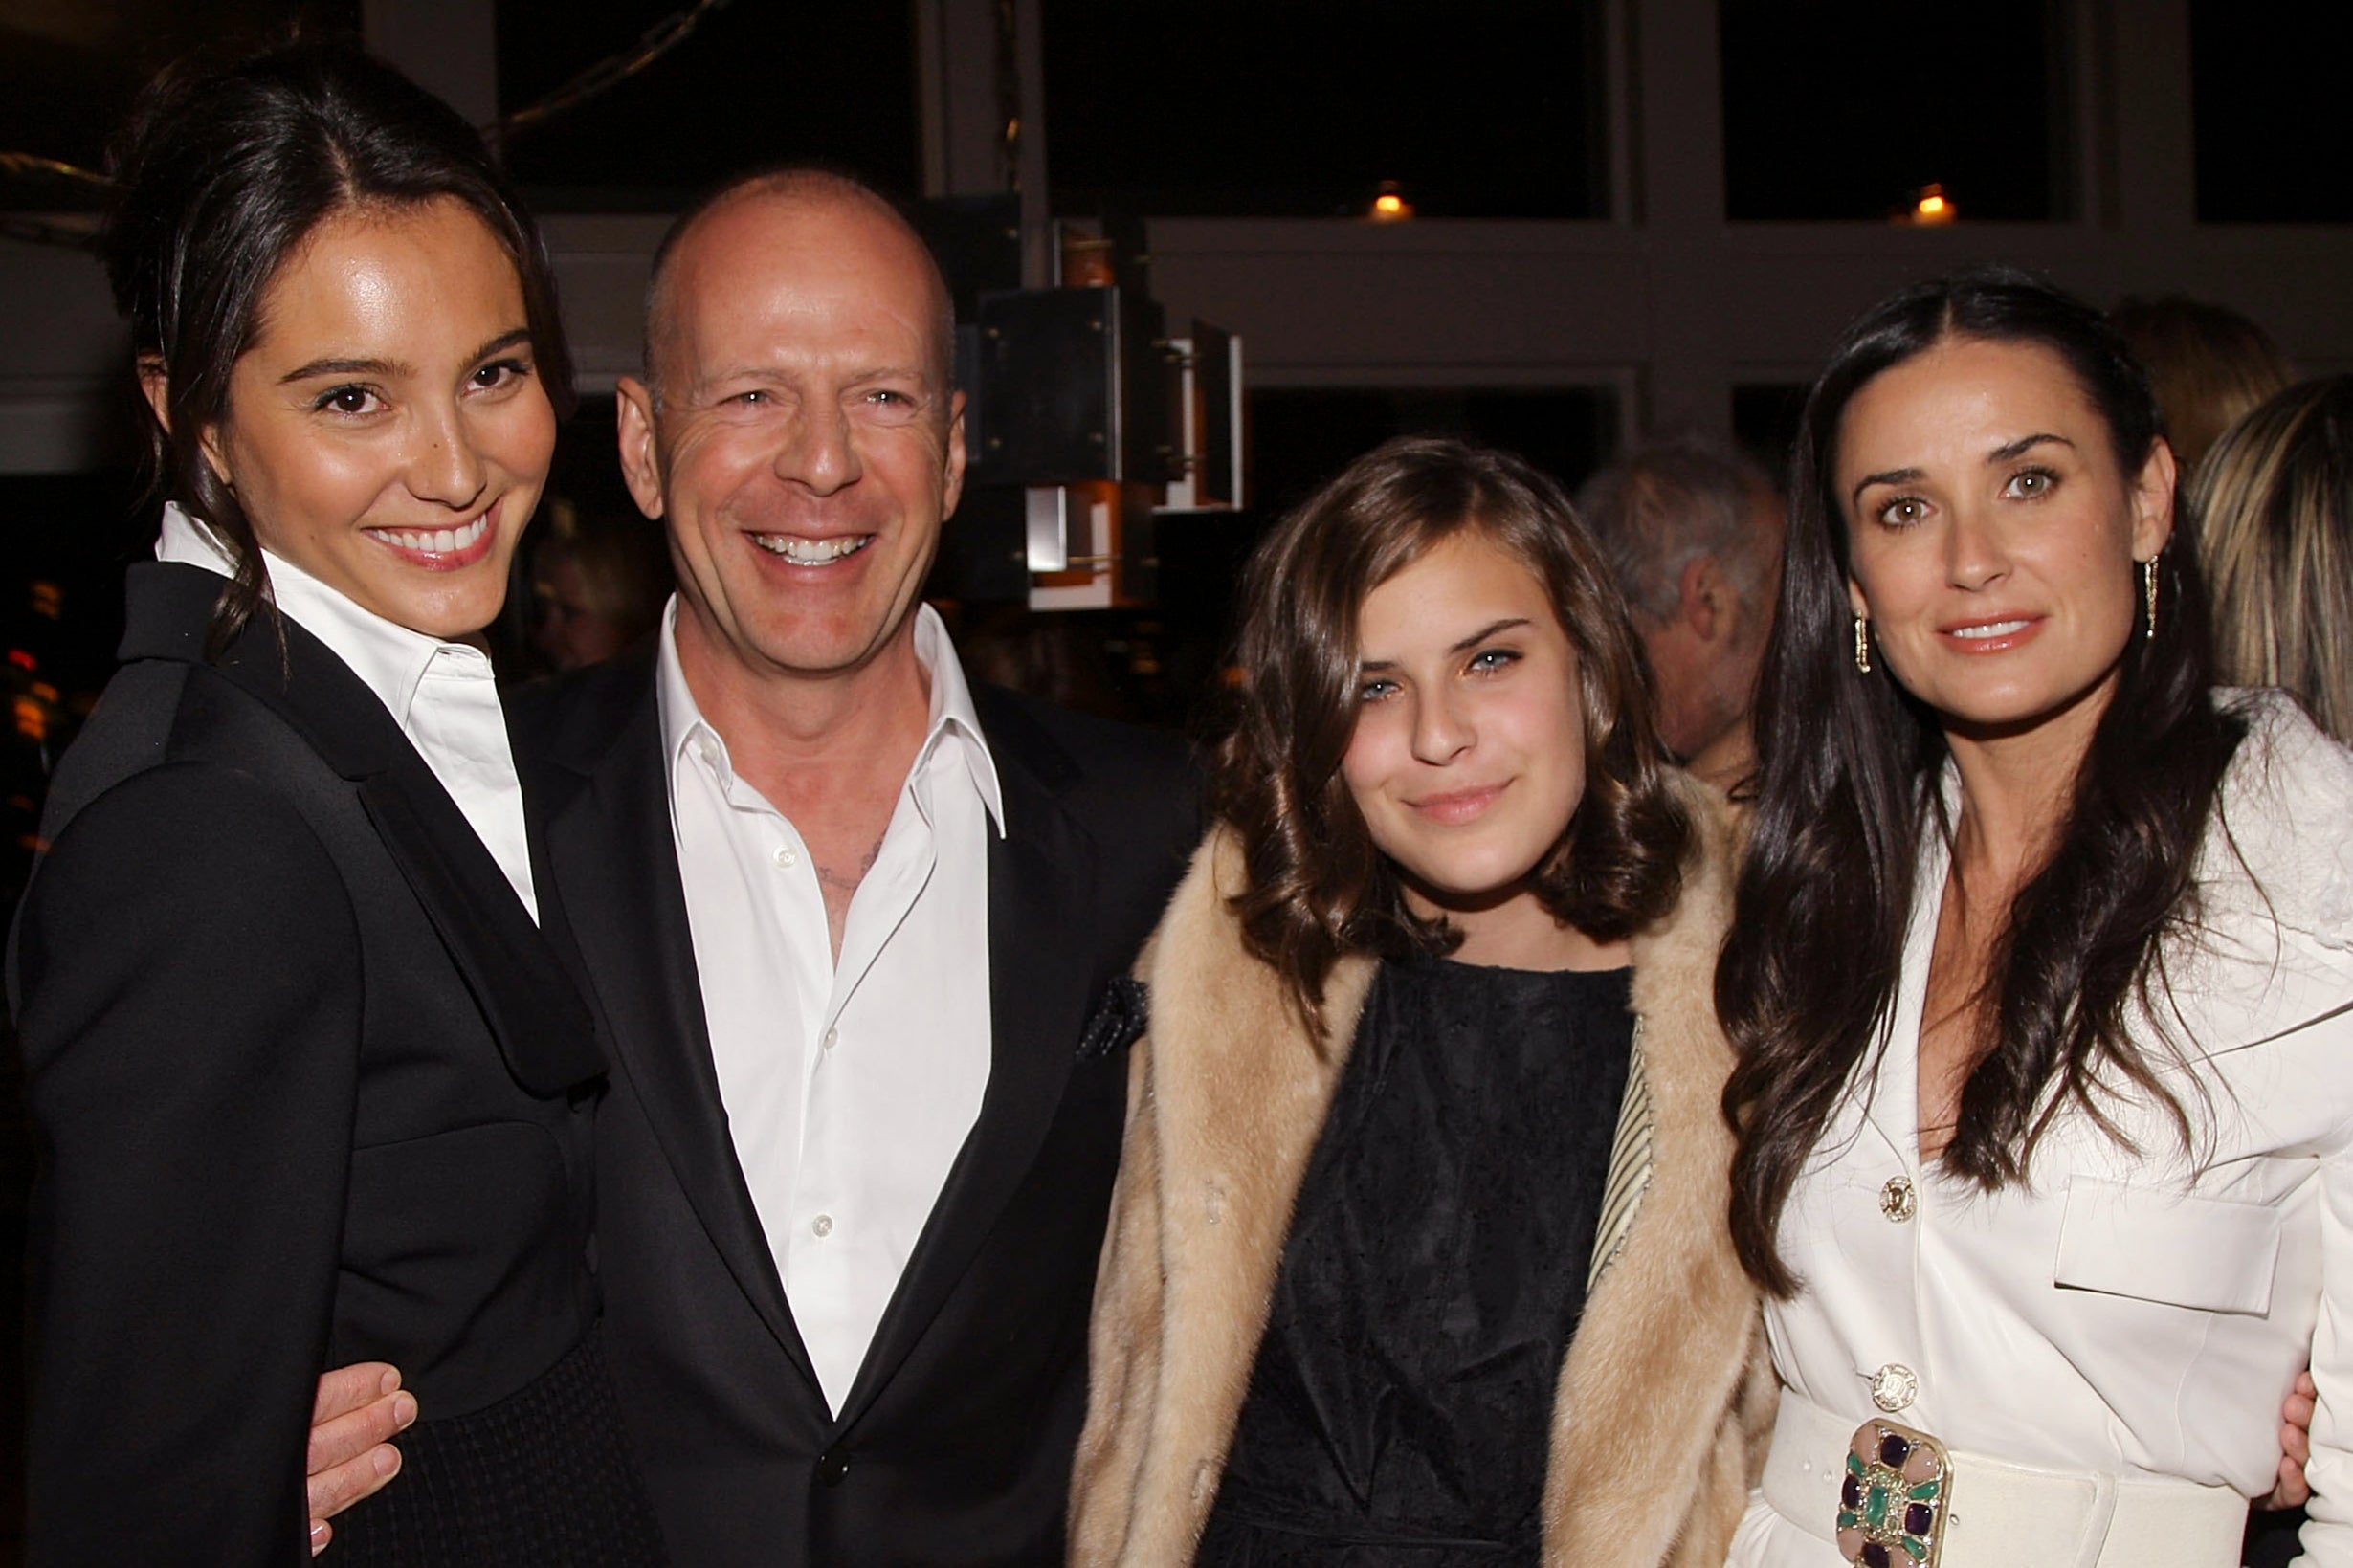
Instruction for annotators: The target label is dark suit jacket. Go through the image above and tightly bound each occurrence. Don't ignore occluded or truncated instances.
[509,649,1198,1567]
[8,563,609,1565]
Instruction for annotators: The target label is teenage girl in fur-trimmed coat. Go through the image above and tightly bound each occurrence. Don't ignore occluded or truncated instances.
[1069,437,1768,1568]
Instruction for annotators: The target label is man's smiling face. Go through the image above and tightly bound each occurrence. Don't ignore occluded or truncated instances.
[617,185,965,688]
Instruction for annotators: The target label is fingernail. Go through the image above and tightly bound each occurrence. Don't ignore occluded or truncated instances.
[392,1392,418,1429]
[373,1445,403,1478]
[379,1368,401,1396]
[310,1521,328,1556]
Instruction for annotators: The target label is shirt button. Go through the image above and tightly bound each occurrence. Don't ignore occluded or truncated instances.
[1870,1363,1919,1413]
[823,1027,838,1051]
[811,1214,834,1238]
[1879,1176,1917,1223]
[773,845,798,870]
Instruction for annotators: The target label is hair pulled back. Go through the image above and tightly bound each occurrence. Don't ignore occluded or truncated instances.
[103,37,572,649]
[2193,374,2353,742]
[1717,265,2245,1296]
[1215,435,1691,1041]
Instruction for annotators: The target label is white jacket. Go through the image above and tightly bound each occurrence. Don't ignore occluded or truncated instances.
[1735,691,2353,1567]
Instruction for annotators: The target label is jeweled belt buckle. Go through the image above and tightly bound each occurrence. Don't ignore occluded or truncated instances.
[1836,1418,1950,1568]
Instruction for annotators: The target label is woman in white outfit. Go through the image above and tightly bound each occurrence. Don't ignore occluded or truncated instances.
[1716,265,2353,1568]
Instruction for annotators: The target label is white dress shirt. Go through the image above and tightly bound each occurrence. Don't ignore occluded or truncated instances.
[155,503,538,918]
[658,599,1002,1413]
[1732,691,2353,1566]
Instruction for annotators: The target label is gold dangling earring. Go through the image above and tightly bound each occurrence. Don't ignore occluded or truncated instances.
[1854,614,1873,674]
[2142,557,2160,639]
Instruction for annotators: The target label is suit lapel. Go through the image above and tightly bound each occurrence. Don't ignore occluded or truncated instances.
[138,563,602,1097]
[834,735,1099,1427]
[356,764,602,1096]
[539,675,821,1394]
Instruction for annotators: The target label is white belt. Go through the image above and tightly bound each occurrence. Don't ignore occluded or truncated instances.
[1761,1387,2247,1568]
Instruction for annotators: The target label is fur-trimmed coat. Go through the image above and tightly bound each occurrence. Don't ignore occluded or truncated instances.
[1069,777,1767,1567]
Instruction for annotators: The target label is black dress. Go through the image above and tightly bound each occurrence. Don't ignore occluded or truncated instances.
[1197,956,1634,1567]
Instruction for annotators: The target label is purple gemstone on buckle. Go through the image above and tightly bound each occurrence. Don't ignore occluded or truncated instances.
[1905,1501,1934,1535]
[1861,1544,1890,1568]
[1878,1433,1911,1469]
[1842,1473,1862,1509]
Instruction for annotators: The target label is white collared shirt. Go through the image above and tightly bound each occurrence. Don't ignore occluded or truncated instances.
[155,503,538,919]
[658,598,1002,1413]
[1735,695,2353,1568]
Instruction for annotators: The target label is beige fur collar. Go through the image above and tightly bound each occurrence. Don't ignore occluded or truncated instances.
[1072,775,1763,1566]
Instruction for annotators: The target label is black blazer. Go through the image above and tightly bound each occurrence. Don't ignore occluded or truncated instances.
[9,563,615,1565]
[510,650,1199,1567]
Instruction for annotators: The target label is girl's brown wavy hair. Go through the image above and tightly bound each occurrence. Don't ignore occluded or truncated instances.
[1213,436,1691,1043]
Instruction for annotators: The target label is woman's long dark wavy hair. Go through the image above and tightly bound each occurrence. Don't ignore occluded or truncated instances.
[1216,436,1692,1041]
[102,37,572,651]
[1718,266,2246,1296]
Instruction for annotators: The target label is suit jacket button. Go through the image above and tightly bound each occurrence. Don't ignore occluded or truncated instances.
[816,1449,850,1487]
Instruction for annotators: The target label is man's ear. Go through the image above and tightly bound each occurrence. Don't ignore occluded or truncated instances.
[1679,553,1724,642]
[614,376,667,520]
[941,388,967,520]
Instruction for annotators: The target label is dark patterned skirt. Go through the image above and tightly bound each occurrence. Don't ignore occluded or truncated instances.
[324,1331,665,1565]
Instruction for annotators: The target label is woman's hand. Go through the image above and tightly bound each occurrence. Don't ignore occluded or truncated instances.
[306,1363,416,1555]
[2256,1367,2319,1511]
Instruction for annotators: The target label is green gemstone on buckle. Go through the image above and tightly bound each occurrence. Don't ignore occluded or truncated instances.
[1908,1480,1941,1500]
[1900,1538,1927,1561]
[1864,1484,1889,1528]
[1847,1451,1867,1477]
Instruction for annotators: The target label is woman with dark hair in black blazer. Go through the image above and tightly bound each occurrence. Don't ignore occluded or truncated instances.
[8,41,664,1566]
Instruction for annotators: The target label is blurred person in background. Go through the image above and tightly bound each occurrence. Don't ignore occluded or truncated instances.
[955,604,1135,722]
[1579,436,1785,790]
[2192,374,2353,743]
[2111,295,2293,480]
[528,498,673,672]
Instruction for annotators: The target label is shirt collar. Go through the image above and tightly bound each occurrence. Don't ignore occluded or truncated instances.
[155,501,498,727]
[655,597,1005,834]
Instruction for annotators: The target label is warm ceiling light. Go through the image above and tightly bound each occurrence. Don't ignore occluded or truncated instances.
[1369,181,1413,221]
[1910,184,1956,225]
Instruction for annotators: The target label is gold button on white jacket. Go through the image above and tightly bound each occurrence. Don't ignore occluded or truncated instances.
[1734,691,2353,1568]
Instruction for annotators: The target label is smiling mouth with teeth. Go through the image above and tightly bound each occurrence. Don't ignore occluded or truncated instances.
[1948,619,2033,639]
[370,514,490,556]
[754,534,874,565]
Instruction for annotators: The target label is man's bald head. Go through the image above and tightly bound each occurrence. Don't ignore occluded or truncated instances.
[611,163,969,698]
[640,167,955,403]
